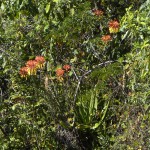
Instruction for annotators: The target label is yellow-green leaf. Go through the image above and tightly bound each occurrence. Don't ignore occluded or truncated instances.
[45,3,50,13]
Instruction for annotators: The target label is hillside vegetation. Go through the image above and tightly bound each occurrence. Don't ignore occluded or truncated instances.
[0,0,149,149]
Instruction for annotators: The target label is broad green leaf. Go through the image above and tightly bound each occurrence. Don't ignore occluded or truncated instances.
[70,8,75,16]
[1,3,5,10]
[45,3,50,14]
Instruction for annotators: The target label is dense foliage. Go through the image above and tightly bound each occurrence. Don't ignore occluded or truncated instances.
[0,0,149,149]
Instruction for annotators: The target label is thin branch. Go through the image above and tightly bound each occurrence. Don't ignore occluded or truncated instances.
[82,60,115,78]
[73,60,116,107]
[73,79,81,107]
[72,68,79,81]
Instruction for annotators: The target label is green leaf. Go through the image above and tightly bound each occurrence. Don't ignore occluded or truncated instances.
[29,56,35,60]
[70,8,75,16]
[121,30,129,40]
[92,101,109,129]
[53,0,60,3]
[68,71,73,76]
[1,3,5,10]
[44,24,49,32]
[70,57,77,63]
[45,3,51,14]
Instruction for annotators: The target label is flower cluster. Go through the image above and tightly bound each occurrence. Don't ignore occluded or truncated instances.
[101,20,119,43]
[35,56,45,68]
[93,9,104,16]
[19,56,45,78]
[56,68,65,77]
[19,67,28,78]
[55,64,71,80]
[26,60,38,75]
[108,20,120,33]
[63,64,71,72]
[101,35,112,43]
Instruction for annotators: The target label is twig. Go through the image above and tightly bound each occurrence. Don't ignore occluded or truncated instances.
[73,79,81,107]
[82,60,115,78]
[73,60,116,107]
[72,68,79,82]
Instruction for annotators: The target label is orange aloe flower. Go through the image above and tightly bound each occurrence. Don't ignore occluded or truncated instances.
[108,20,120,33]
[93,9,104,16]
[56,68,65,77]
[26,60,38,75]
[19,67,28,78]
[63,64,71,72]
[101,35,112,43]
[35,56,45,69]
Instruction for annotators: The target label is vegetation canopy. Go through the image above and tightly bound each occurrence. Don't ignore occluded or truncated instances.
[0,0,149,149]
